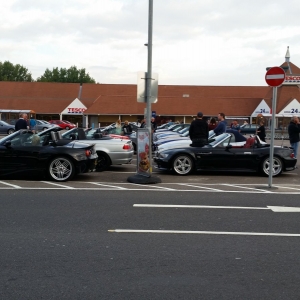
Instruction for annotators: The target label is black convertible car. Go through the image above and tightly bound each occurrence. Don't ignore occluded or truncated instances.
[0,129,97,181]
[154,133,297,176]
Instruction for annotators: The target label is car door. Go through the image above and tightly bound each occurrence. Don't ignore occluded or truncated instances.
[8,133,42,172]
[0,143,15,175]
[195,135,234,169]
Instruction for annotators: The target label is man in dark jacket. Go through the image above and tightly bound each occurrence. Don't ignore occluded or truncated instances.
[288,116,300,159]
[189,112,209,147]
[15,113,28,131]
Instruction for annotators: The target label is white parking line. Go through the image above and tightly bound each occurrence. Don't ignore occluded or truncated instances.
[222,184,273,193]
[108,229,300,237]
[144,185,177,191]
[89,182,127,189]
[133,204,268,210]
[272,185,300,191]
[40,181,74,189]
[0,181,22,188]
[177,183,223,192]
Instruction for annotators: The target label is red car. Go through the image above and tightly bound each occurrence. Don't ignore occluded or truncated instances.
[49,120,76,130]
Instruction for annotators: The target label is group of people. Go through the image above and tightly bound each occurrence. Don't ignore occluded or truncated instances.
[189,112,227,147]
[15,113,37,133]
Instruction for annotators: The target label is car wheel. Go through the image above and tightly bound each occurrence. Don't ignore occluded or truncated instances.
[172,154,194,175]
[48,157,75,181]
[260,156,283,177]
[96,151,111,172]
[43,127,48,131]
[7,128,15,135]
[65,126,70,130]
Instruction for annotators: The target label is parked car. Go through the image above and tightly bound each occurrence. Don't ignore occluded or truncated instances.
[49,120,76,130]
[154,133,296,177]
[35,120,59,131]
[51,127,134,171]
[0,128,97,181]
[0,120,15,135]
[63,120,77,127]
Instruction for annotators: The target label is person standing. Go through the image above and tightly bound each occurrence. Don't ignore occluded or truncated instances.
[208,118,217,130]
[15,113,28,131]
[214,113,227,136]
[29,118,37,133]
[256,120,266,142]
[122,120,133,135]
[115,119,122,135]
[151,117,157,132]
[288,116,300,159]
[189,112,209,147]
[140,119,146,128]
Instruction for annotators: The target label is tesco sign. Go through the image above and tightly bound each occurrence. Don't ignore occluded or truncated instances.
[67,107,86,113]
[284,76,300,84]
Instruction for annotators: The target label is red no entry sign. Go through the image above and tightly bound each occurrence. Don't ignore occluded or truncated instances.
[265,66,286,87]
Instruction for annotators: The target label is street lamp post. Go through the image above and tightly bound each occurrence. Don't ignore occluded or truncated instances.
[146,0,153,174]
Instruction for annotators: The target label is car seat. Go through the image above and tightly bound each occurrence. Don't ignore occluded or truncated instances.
[244,137,255,148]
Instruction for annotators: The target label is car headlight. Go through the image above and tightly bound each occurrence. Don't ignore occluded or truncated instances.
[158,152,169,159]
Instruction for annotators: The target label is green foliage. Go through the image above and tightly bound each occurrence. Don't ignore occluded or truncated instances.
[37,66,96,83]
[0,61,33,82]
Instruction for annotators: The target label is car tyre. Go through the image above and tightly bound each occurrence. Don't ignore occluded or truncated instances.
[48,157,75,181]
[43,127,48,131]
[96,151,111,172]
[172,154,194,175]
[7,128,15,135]
[65,126,70,130]
[260,156,283,177]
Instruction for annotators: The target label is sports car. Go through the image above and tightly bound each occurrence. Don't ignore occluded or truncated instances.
[56,127,134,171]
[154,133,296,177]
[0,129,97,181]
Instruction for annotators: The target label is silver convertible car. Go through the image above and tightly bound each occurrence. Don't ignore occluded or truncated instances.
[57,127,134,171]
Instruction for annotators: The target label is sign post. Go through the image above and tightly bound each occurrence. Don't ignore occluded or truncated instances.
[265,66,285,187]
[127,0,161,184]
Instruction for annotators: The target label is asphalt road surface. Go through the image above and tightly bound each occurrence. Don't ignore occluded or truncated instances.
[1,189,300,299]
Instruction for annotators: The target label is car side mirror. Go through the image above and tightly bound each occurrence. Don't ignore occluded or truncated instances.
[4,140,12,147]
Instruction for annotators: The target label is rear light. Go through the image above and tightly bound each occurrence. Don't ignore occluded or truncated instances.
[290,153,295,159]
[123,144,131,150]
[85,149,91,157]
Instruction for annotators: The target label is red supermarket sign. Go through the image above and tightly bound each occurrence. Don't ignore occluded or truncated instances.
[67,107,86,113]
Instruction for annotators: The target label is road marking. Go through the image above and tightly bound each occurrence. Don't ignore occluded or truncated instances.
[222,183,273,193]
[272,185,300,191]
[108,229,300,237]
[0,181,22,188]
[268,206,300,212]
[134,204,300,212]
[133,204,268,210]
[88,182,127,189]
[177,183,223,192]
[40,181,74,189]
[144,185,177,191]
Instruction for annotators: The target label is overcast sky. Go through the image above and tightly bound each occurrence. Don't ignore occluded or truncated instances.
[1,0,300,86]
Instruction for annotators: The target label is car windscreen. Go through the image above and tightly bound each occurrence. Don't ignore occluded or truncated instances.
[209,134,230,147]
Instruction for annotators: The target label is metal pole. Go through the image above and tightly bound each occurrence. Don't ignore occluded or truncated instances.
[268,86,277,187]
[146,0,153,175]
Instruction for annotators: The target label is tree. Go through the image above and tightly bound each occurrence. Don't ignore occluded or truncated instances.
[0,61,33,82]
[37,66,96,83]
